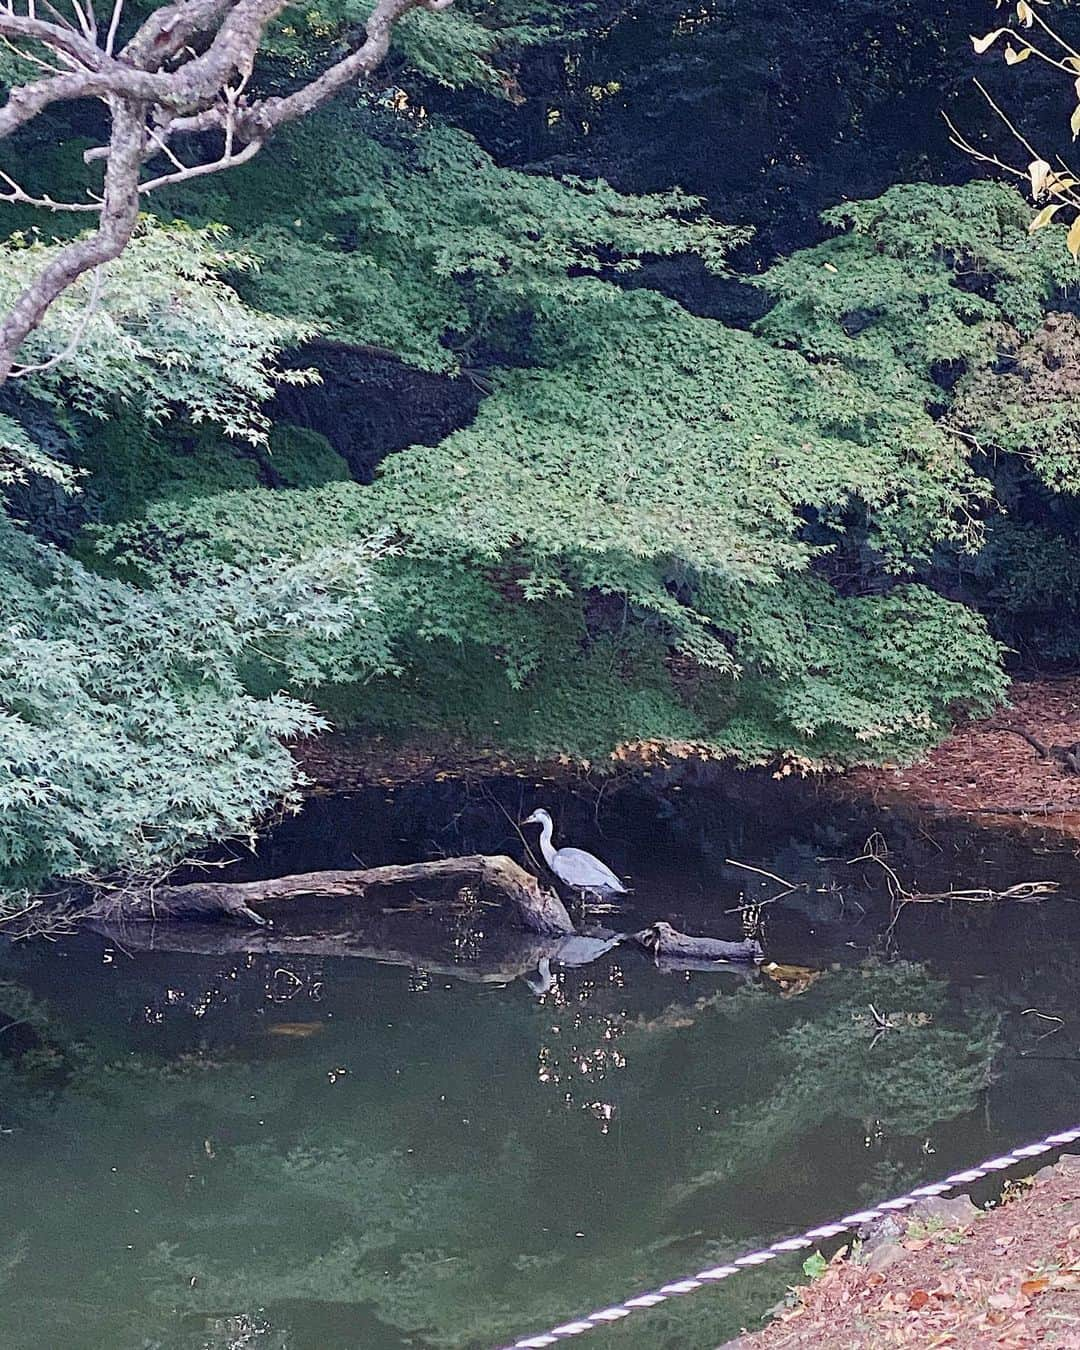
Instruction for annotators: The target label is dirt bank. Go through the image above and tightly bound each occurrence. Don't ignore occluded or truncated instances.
[294,731,546,791]
[297,680,1080,826]
[731,1155,1080,1349]
[845,678,1080,829]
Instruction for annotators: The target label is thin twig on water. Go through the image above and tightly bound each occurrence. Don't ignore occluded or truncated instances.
[722,857,806,914]
[724,858,804,890]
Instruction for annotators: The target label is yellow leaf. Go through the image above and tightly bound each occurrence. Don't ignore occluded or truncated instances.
[1017,0,1034,26]
[1030,203,1064,231]
[1047,174,1078,193]
[1005,43,1033,63]
[972,28,1007,53]
[1066,214,1080,259]
[1072,104,1080,140]
[1029,157,1052,197]
[1021,1276,1049,1298]
[761,962,822,997]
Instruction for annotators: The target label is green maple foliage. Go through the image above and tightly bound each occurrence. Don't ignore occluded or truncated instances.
[2,0,1077,900]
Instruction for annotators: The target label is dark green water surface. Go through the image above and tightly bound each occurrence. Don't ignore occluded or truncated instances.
[3,775,1080,1349]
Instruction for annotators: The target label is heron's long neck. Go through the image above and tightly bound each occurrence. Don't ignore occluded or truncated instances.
[537,817,557,868]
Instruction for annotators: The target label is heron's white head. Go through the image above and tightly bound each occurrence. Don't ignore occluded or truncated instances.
[522,808,552,828]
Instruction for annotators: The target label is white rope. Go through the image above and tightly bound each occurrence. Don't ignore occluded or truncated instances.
[498,1122,1080,1349]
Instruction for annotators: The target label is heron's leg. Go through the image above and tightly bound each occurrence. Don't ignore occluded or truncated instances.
[579,887,607,922]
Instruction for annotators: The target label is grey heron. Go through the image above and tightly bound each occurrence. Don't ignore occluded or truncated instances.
[521,808,628,904]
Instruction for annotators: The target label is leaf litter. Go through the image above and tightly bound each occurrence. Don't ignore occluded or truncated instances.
[728,1155,1080,1348]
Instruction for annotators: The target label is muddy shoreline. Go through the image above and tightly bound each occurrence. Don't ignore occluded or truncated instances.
[730,1155,1080,1348]
[844,677,1080,833]
[297,677,1080,828]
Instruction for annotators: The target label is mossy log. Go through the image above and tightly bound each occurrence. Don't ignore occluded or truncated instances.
[91,854,575,936]
[634,921,762,963]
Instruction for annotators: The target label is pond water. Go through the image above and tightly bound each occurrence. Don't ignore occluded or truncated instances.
[3,774,1080,1350]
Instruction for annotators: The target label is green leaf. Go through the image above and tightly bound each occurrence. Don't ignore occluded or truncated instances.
[803,1251,828,1280]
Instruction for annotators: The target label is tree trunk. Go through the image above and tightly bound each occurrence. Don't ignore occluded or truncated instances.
[89,854,575,935]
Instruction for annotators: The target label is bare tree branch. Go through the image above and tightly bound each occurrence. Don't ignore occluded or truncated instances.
[0,64,163,137]
[68,0,96,42]
[0,32,79,76]
[137,131,261,192]
[122,0,240,70]
[103,0,124,56]
[0,96,144,381]
[0,10,105,68]
[11,262,102,374]
[0,165,102,209]
[959,9,1080,249]
[236,0,454,139]
[0,0,455,377]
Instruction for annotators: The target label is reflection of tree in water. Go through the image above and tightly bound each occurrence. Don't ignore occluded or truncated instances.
[0,955,1000,1350]
[649,963,1001,1205]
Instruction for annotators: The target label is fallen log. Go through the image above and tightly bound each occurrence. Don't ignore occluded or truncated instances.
[79,864,770,973]
[89,854,575,936]
[634,921,762,964]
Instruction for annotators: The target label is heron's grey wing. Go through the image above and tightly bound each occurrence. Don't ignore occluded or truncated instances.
[553,847,628,893]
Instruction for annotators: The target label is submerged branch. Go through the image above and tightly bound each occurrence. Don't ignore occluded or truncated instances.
[850,835,1061,906]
